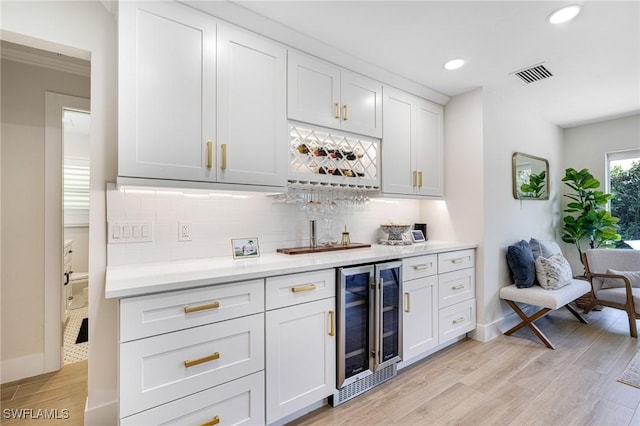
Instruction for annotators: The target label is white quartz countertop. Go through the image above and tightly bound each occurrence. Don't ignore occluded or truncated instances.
[105,240,477,299]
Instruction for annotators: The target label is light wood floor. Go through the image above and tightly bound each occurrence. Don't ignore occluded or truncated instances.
[1,360,86,425]
[292,307,640,426]
[2,308,639,426]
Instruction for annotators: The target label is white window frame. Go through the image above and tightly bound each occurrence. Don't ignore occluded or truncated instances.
[63,156,90,227]
[606,149,640,193]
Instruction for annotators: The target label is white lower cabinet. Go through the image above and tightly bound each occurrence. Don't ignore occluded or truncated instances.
[120,371,265,426]
[265,271,336,424]
[437,250,476,343]
[402,275,439,361]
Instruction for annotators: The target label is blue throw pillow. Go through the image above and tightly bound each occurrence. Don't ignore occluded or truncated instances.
[507,240,536,288]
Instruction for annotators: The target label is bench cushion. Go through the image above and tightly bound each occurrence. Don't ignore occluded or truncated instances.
[500,279,590,310]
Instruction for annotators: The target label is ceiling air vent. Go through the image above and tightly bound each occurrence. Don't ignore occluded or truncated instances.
[511,63,553,84]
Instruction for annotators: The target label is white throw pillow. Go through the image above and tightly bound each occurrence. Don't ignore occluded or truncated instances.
[602,269,640,289]
[535,253,573,290]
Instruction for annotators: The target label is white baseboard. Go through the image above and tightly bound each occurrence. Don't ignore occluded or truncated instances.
[1,352,44,384]
[84,399,117,426]
[471,317,506,342]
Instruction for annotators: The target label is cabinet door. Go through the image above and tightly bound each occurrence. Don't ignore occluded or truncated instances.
[118,1,216,181]
[266,298,336,424]
[415,99,444,196]
[382,87,416,195]
[287,50,341,130]
[340,70,383,138]
[403,276,438,361]
[217,25,287,187]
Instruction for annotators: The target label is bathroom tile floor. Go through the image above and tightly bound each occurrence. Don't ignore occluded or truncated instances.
[64,305,88,365]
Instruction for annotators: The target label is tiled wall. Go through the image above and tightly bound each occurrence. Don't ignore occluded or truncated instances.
[106,185,422,266]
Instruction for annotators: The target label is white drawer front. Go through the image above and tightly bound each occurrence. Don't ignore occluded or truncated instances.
[121,371,265,426]
[120,279,264,342]
[438,299,476,343]
[266,269,335,310]
[120,314,264,418]
[438,249,475,274]
[438,268,475,309]
[403,254,438,280]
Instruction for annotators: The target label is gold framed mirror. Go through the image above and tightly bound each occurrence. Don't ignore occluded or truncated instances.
[512,152,549,200]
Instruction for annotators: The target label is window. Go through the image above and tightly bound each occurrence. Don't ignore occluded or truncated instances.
[607,149,640,249]
[64,157,90,226]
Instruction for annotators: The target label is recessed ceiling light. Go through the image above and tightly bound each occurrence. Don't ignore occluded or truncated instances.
[444,58,465,70]
[548,5,581,24]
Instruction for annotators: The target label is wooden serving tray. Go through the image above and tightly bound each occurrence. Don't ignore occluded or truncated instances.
[277,243,371,255]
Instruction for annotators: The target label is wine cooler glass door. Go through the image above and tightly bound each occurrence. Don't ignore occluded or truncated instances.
[376,261,402,370]
[338,265,374,388]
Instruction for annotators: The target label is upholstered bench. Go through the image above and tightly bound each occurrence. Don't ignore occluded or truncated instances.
[500,279,591,349]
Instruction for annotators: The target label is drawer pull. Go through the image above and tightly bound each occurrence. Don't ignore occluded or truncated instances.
[184,301,220,314]
[452,317,466,324]
[184,352,220,368]
[291,284,317,293]
[404,292,410,312]
[452,284,465,291]
[413,263,431,271]
[329,310,335,336]
[200,416,220,426]
[451,258,465,264]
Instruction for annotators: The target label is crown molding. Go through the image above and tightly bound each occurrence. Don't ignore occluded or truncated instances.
[1,43,90,77]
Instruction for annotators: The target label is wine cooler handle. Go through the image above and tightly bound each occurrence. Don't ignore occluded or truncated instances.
[376,277,383,365]
[404,292,410,312]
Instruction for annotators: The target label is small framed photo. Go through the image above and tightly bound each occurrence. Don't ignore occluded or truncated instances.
[232,238,260,259]
[410,230,426,243]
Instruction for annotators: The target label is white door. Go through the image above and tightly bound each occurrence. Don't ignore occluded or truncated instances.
[340,70,383,138]
[382,87,416,196]
[217,25,287,187]
[403,276,439,361]
[118,1,216,181]
[287,50,341,130]
[415,100,444,197]
[265,298,336,424]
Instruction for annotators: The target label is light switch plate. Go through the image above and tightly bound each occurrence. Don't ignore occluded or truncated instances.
[108,221,153,244]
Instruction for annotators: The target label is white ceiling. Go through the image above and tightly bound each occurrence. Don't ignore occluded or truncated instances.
[230,1,640,128]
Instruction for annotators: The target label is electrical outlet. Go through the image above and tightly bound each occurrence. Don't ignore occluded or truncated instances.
[178,221,192,241]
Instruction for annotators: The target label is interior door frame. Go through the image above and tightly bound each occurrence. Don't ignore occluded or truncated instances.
[44,92,90,372]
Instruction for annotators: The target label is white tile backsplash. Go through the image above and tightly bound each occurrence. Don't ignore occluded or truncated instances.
[107,185,422,266]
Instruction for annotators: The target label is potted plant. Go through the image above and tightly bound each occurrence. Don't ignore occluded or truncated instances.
[561,168,621,261]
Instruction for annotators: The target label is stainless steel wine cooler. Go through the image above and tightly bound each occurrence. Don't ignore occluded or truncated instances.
[331,260,402,406]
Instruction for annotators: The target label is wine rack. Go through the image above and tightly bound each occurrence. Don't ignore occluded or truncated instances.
[288,123,380,190]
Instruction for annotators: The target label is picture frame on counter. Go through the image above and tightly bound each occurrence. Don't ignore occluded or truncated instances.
[232,238,260,259]
[410,230,426,243]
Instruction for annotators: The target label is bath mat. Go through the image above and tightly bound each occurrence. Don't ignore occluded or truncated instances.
[619,349,640,388]
[76,318,88,344]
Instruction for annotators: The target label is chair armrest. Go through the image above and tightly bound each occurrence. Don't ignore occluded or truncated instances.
[589,272,633,300]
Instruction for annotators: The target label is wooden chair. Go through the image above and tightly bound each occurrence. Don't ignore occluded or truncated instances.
[583,249,640,338]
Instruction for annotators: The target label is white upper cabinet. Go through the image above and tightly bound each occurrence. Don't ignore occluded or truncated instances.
[119,1,216,182]
[382,86,444,197]
[288,51,382,138]
[119,2,287,188]
[217,25,287,187]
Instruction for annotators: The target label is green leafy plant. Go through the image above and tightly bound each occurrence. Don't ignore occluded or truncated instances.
[520,170,546,198]
[561,168,621,260]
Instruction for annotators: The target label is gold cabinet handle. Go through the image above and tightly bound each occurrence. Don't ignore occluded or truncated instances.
[418,171,423,188]
[412,170,418,187]
[404,292,410,312]
[184,301,220,314]
[413,263,432,270]
[184,352,220,368]
[328,310,335,336]
[220,143,227,171]
[343,104,349,121]
[452,284,465,291]
[206,141,213,169]
[200,416,220,426]
[334,103,341,119]
[452,317,465,324]
[451,258,464,264]
[291,283,316,293]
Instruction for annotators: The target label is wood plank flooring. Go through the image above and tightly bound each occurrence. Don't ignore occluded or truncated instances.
[2,307,640,426]
[292,307,640,426]
[1,360,86,425]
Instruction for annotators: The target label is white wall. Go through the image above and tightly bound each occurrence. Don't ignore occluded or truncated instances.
[562,114,640,267]
[1,58,89,376]
[0,1,118,423]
